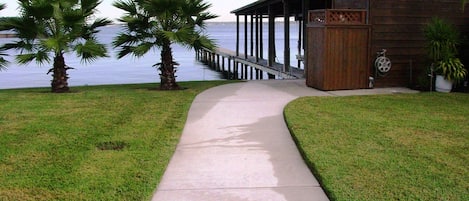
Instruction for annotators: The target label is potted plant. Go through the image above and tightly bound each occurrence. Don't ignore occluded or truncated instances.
[424,17,467,92]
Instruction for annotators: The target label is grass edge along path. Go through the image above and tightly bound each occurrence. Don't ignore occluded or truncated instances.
[0,81,235,201]
[285,93,469,201]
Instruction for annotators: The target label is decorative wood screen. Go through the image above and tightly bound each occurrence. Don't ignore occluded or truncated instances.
[309,9,367,25]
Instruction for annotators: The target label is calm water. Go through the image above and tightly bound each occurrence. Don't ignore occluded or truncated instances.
[0,22,300,89]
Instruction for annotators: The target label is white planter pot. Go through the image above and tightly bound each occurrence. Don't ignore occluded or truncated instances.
[435,75,453,93]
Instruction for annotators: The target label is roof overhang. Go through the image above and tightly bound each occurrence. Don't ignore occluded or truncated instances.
[231,0,304,17]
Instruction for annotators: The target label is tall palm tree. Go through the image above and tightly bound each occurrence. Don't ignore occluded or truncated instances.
[1,0,111,92]
[0,3,8,71]
[113,0,217,90]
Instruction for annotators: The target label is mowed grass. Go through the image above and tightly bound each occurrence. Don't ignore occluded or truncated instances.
[285,93,469,201]
[0,81,233,201]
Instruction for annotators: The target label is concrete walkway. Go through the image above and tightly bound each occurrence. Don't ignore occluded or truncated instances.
[152,80,418,201]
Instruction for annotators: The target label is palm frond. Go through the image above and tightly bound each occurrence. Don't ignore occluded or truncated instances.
[90,18,112,30]
[113,0,139,15]
[81,0,101,16]
[0,56,8,71]
[192,34,217,51]
[15,50,51,65]
[115,46,134,59]
[133,42,155,57]
[162,26,196,46]
[75,39,108,63]
[2,40,35,52]
[113,33,140,47]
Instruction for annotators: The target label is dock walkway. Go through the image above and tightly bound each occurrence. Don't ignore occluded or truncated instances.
[197,48,304,80]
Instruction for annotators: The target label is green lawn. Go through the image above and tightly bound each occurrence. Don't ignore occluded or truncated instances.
[285,93,469,201]
[0,81,232,201]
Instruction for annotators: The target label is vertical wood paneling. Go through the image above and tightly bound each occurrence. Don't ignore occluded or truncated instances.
[307,24,370,90]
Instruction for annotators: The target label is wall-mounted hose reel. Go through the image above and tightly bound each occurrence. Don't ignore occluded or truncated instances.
[375,49,392,76]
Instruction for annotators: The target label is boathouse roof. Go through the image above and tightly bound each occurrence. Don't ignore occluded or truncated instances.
[231,0,304,18]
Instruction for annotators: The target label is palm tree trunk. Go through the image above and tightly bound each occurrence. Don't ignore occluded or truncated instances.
[51,53,70,93]
[159,42,180,90]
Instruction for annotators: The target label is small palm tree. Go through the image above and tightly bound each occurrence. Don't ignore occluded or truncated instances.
[1,0,111,92]
[113,0,217,90]
[0,3,8,70]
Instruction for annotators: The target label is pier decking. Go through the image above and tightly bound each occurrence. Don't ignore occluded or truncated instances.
[197,47,304,80]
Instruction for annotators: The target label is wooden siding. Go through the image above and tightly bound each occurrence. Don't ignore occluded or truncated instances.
[369,0,469,87]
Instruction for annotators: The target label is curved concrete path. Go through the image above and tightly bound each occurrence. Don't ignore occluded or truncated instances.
[152,80,418,201]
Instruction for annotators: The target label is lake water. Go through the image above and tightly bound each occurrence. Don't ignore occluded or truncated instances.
[0,22,301,89]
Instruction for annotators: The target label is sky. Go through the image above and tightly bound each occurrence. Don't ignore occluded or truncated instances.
[1,0,257,22]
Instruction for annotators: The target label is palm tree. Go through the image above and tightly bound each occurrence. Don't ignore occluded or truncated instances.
[0,0,111,92]
[113,0,217,90]
[0,3,8,71]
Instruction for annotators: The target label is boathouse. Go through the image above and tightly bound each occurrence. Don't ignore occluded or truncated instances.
[227,0,469,90]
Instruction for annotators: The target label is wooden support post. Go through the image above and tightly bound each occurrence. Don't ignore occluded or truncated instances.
[211,53,215,69]
[250,67,253,80]
[284,0,291,73]
[244,65,248,79]
[228,58,232,79]
[244,15,248,60]
[222,56,225,72]
[236,15,240,57]
[260,15,264,59]
[235,62,239,79]
[218,55,222,71]
[216,54,220,71]
[241,63,244,79]
[298,20,302,69]
[255,13,259,62]
[250,15,254,57]
[268,5,275,67]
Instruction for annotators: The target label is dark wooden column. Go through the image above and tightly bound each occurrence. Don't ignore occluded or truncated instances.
[250,15,254,57]
[297,19,302,69]
[268,5,276,79]
[283,0,290,73]
[255,13,259,62]
[236,15,240,57]
[268,5,275,67]
[244,15,248,60]
[303,0,310,77]
[259,15,264,59]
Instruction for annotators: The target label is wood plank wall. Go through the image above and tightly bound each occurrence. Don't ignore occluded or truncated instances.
[369,0,469,87]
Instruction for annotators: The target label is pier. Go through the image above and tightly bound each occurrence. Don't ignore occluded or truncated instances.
[196,47,304,80]
[196,0,308,81]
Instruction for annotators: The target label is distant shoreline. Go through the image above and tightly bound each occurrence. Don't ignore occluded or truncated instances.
[0,33,16,38]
